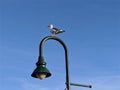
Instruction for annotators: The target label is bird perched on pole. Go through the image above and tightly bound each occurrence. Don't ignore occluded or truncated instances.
[48,24,65,35]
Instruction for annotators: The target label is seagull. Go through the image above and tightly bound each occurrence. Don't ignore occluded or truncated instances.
[48,24,65,35]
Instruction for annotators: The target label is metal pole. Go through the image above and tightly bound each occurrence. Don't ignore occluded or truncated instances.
[70,83,92,88]
[39,36,71,90]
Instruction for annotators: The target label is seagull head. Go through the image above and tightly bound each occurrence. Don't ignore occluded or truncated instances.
[48,24,53,29]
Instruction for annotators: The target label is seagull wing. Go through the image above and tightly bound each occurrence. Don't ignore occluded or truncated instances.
[53,27,60,31]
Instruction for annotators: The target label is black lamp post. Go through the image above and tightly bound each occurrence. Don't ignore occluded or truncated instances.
[31,36,92,90]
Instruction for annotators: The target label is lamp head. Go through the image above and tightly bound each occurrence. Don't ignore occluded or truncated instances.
[31,56,51,80]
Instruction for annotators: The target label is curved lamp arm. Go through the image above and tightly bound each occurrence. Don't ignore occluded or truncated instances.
[39,36,71,90]
[32,36,92,90]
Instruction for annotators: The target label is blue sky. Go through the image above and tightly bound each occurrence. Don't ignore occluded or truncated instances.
[0,0,120,90]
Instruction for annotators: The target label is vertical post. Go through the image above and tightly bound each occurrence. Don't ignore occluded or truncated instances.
[39,36,71,90]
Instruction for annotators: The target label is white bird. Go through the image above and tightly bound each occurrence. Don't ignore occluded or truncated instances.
[48,24,65,35]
